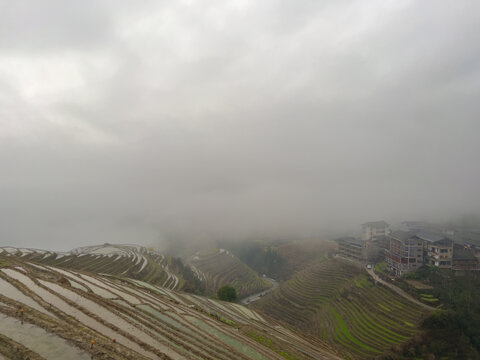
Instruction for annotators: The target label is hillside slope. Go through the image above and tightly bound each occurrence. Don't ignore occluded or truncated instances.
[1,244,202,293]
[188,248,272,299]
[0,251,341,360]
[253,257,432,359]
[273,239,337,275]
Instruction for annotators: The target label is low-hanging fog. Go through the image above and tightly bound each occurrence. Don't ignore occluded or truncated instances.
[1,1,479,251]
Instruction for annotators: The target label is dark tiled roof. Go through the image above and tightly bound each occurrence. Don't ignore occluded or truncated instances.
[415,231,452,245]
[415,231,444,242]
[433,238,453,246]
[453,249,477,261]
[388,230,422,242]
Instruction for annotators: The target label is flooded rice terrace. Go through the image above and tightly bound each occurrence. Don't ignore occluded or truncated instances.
[0,276,55,317]
[0,252,339,360]
[0,314,90,360]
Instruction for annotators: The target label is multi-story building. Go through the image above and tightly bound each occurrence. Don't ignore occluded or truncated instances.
[427,238,453,268]
[336,237,365,262]
[473,246,480,266]
[374,235,390,251]
[362,221,389,243]
[452,245,478,271]
[385,231,424,276]
[452,228,480,247]
[415,232,453,268]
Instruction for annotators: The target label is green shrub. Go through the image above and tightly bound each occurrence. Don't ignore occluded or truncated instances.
[217,285,237,302]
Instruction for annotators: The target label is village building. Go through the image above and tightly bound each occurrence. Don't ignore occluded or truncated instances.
[472,246,480,265]
[427,238,453,268]
[374,235,390,251]
[452,228,480,247]
[401,221,453,238]
[362,221,389,243]
[415,232,453,268]
[336,237,365,262]
[385,231,424,276]
[452,245,478,271]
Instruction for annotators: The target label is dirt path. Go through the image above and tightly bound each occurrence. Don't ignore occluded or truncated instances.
[240,278,278,305]
[366,268,436,311]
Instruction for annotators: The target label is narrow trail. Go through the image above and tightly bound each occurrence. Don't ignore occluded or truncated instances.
[240,277,278,305]
[335,255,436,312]
[366,268,436,311]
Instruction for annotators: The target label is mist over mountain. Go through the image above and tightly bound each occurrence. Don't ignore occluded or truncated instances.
[1,1,480,250]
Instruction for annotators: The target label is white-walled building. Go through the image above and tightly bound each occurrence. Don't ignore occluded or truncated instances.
[362,221,389,243]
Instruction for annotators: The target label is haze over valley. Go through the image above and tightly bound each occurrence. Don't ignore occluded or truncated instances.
[1,1,480,359]
[1,1,480,250]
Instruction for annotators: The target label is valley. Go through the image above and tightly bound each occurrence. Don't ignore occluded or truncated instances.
[187,248,272,299]
[2,238,473,359]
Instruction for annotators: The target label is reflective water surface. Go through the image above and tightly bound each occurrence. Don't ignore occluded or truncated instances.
[0,314,91,360]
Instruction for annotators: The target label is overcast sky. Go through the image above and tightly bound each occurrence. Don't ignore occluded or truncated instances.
[1,0,479,251]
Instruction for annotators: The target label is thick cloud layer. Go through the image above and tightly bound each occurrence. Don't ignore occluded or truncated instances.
[1,0,479,250]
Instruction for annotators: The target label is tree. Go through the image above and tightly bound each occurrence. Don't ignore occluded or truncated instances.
[217,285,237,302]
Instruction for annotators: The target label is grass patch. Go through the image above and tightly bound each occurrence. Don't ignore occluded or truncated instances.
[421,297,439,302]
[246,331,299,360]
[420,293,439,302]
[405,280,433,290]
[219,317,235,326]
[377,303,390,312]
[347,301,408,343]
[354,275,372,289]
[0,258,10,268]
[354,279,363,288]
[329,305,381,353]
[336,302,405,345]
[374,261,386,274]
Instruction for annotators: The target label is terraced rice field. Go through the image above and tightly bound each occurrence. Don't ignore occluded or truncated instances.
[0,313,91,359]
[273,239,337,273]
[0,251,340,360]
[188,249,271,298]
[254,258,432,359]
[1,244,181,290]
[419,293,439,303]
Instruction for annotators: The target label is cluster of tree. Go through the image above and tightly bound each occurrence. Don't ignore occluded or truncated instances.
[395,267,480,359]
[217,285,237,302]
